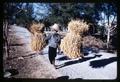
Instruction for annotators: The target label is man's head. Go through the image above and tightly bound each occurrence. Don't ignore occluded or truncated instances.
[50,23,60,32]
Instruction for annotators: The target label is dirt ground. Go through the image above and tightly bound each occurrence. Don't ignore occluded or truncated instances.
[3,25,62,79]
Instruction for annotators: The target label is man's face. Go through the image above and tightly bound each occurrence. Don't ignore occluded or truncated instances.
[51,29,56,32]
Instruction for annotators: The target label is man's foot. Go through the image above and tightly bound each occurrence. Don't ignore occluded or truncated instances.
[79,56,84,59]
[81,56,84,59]
[77,56,84,61]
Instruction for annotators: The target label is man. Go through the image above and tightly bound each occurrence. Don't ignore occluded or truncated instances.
[46,23,61,67]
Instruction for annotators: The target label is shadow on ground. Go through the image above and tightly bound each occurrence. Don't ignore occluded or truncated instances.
[56,56,70,61]
[74,78,83,80]
[56,54,102,69]
[7,53,36,60]
[89,57,117,68]
[57,47,100,61]
[9,43,26,46]
[4,69,19,78]
[56,76,69,79]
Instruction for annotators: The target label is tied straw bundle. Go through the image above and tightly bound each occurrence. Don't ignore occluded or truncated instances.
[60,20,89,59]
[30,23,46,52]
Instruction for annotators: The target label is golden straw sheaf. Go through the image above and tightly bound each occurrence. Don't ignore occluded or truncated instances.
[30,23,44,34]
[60,19,89,59]
[30,23,46,52]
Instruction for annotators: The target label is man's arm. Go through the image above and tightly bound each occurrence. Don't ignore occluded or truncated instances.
[45,33,51,44]
[58,34,61,45]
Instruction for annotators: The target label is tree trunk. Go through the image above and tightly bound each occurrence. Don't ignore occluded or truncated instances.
[106,4,110,49]
[107,27,110,49]
[3,20,9,60]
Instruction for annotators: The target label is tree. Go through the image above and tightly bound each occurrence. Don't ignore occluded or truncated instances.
[15,3,35,28]
[43,3,96,31]
[3,19,9,60]
[95,3,117,49]
[3,3,18,60]
[3,3,35,60]
[4,3,35,27]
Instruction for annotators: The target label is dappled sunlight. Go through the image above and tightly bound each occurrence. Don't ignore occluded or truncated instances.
[3,3,117,79]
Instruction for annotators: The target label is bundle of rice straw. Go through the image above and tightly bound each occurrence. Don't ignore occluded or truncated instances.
[30,23,46,52]
[60,20,89,59]
[30,23,44,34]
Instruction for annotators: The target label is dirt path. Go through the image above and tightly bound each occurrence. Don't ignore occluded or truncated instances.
[3,25,62,79]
